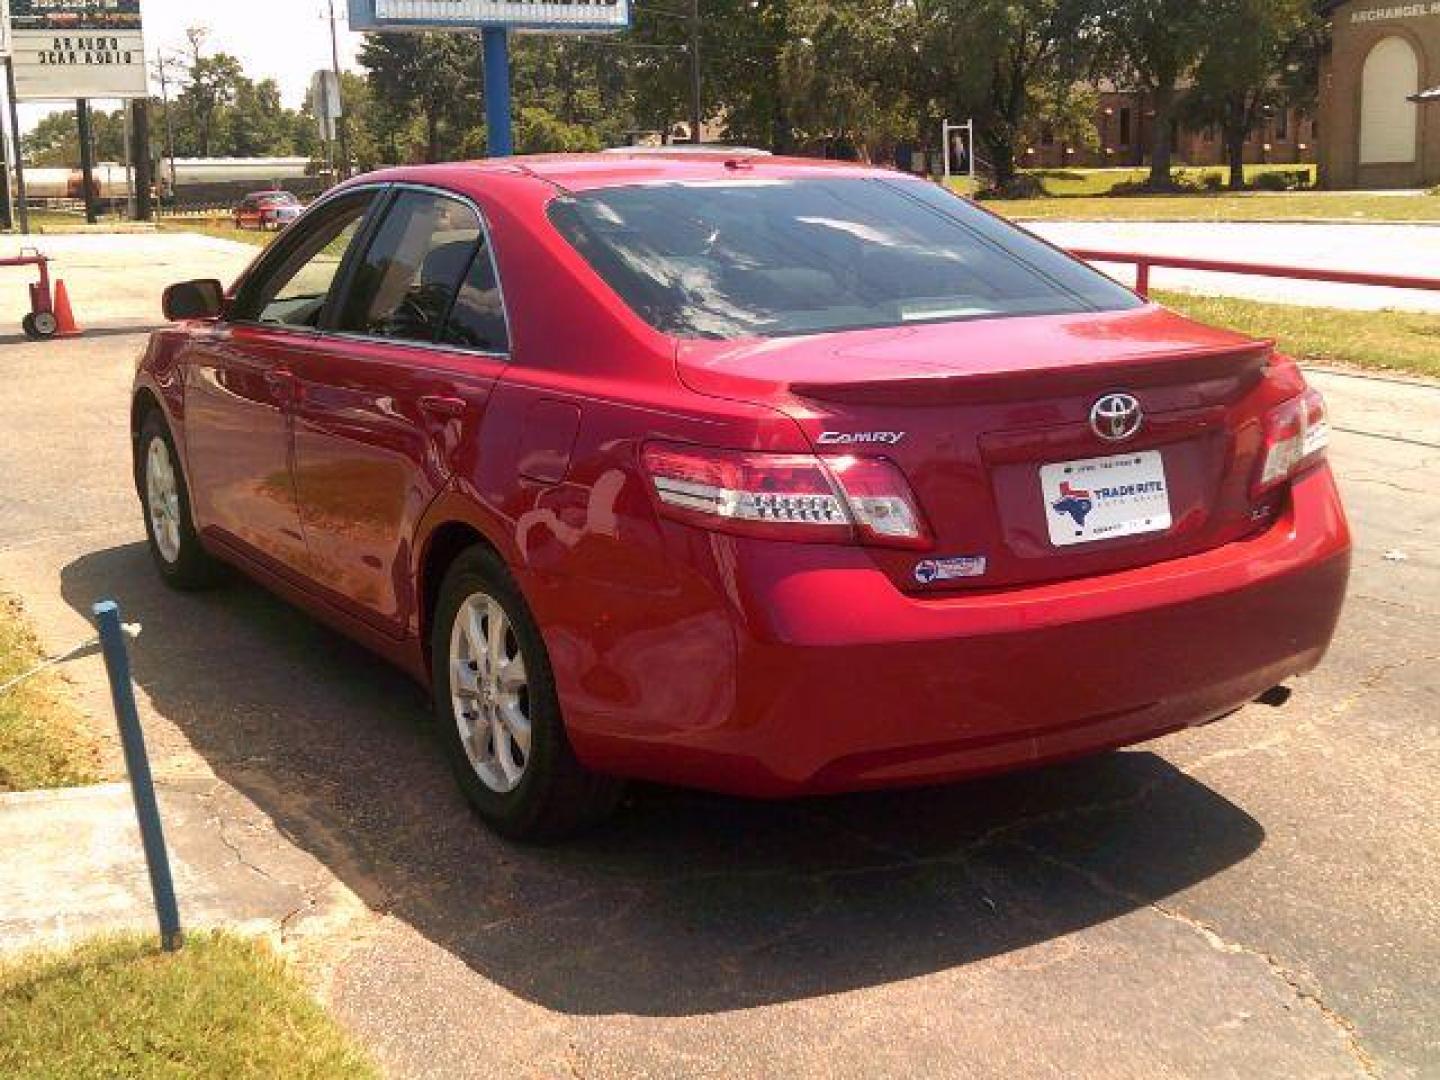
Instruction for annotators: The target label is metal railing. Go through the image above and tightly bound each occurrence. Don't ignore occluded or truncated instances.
[1069,249,1440,300]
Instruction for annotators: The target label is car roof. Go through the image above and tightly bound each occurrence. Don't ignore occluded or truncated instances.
[368,152,903,195]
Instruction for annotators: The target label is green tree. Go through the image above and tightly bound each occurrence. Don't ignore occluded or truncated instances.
[1103,0,1226,186]
[229,78,293,157]
[968,0,1102,188]
[1183,0,1325,188]
[22,108,127,166]
[359,33,480,162]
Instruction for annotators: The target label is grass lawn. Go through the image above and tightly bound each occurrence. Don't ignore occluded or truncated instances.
[987,191,1440,223]
[0,595,99,792]
[0,933,377,1079]
[1024,164,1317,197]
[1157,290,1440,379]
[158,217,272,247]
[15,210,273,248]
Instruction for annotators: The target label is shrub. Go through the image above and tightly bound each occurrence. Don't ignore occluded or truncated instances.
[976,173,1047,200]
[1254,169,1311,192]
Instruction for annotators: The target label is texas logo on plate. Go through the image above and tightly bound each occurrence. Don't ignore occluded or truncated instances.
[1040,451,1172,547]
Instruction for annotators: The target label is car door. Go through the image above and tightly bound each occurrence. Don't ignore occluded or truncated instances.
[288,185,511,637]
[182,189,380,576]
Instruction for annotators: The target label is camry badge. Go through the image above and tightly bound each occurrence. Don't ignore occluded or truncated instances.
[1090,393,1143,443]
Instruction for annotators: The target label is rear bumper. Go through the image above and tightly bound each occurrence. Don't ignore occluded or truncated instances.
[571,465,1350,796]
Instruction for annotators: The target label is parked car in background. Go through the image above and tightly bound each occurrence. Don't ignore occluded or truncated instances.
[233,190,302,231]
[133,154,1351,840]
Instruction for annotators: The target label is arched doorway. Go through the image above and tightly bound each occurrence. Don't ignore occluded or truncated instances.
[1360,36,1420,165]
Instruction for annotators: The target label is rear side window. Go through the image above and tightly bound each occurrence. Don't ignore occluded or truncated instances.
[337,190,487,346]
[548,177,1143,339]
[439,235,507,352]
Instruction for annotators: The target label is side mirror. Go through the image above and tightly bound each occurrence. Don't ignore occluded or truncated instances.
[162,279,224,322]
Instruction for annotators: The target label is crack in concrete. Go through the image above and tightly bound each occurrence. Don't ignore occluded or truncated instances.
[1185,650,1440,777]
[1015,842,1379,1079]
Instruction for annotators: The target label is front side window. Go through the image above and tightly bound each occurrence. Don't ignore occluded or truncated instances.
[548,178,1143,340]
[235,191,374,327]
[336,190,487,346]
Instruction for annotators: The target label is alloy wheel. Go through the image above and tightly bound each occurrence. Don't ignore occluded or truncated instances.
[146,436,183,564]
[449,591,532,793]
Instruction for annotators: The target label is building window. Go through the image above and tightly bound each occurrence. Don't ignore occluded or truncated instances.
[1119,108,1132,146]
[1275,109,1289,142]
[1360,36,1419,165]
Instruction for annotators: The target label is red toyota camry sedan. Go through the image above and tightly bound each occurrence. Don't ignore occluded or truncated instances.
[132,154,1350,839]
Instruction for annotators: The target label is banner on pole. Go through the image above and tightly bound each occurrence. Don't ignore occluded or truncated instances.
[10,0,147,100]
[349,0,631,33]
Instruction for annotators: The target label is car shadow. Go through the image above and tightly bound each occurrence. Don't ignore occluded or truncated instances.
[61,542,1263,1018]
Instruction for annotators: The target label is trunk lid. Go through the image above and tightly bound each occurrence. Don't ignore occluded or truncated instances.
[676,306,1290,592]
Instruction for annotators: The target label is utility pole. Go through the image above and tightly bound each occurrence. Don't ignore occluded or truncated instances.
[687,0,702,144]
[77,98,99,224]
[326,0,351,179]
[133,99,154,222]
[0,60,12,230]
[4,56,28,233]
[154,51,179,208]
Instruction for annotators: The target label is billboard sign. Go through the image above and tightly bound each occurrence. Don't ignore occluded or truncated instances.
[348,0,631,33]
[10,0,147,100]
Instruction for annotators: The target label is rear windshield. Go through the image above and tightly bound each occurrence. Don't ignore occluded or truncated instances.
[547,177,1142,339]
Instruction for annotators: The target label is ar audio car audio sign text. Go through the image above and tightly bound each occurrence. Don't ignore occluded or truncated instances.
[10,0,148,101]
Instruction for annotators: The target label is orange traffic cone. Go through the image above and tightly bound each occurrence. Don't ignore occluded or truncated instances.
[52,279,82,338]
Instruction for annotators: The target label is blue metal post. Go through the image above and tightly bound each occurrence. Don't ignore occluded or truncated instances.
[94,600,183,951]
[482,27,513,157]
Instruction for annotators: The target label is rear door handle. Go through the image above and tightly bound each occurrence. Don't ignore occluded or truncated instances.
[264,367,298,403]
[419,395,467,420]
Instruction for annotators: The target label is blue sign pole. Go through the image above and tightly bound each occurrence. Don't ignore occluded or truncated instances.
[482,27,513,157]
[93,600,183,951]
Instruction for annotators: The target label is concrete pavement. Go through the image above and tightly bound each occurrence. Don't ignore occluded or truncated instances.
[0,234,1436,1077]
[1028,220,1440,313]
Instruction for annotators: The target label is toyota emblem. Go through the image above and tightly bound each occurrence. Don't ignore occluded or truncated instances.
[1090,393,1144,442]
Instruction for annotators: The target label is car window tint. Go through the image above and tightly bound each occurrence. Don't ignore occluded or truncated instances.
[548,177,1143,339]
[243,191,373,328]
[337,191,481,345]
[439,234,508,352]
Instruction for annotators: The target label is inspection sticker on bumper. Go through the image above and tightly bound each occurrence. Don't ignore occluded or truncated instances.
[1041,451,1171,547]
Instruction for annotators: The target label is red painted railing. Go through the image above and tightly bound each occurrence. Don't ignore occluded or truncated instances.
[1068,249,1440,300]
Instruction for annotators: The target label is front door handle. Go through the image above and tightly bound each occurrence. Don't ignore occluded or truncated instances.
[419,395,467,420]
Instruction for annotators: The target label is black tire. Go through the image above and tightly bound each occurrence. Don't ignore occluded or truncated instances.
[137,410,223,590]
[21,312,54,340]
[430,545,622,841]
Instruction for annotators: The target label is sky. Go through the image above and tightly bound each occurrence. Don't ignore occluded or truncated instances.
[14,0,368,136]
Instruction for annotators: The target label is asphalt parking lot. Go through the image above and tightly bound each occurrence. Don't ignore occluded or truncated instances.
[0,234,1436,1078]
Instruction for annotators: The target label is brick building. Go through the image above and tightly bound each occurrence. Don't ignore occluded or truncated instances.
[1021,86,1320,172]
[1319,0,1440,188]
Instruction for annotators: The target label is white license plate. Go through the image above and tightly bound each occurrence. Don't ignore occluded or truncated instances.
[1040,450,1172,547]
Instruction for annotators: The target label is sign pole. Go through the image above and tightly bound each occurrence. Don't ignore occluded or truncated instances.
[76,97,97,223]
[4,57,27,233]
[482,26,512,157]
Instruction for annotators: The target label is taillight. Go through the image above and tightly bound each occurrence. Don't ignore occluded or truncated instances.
[642,444,931,549]
[1254,388,1330,497]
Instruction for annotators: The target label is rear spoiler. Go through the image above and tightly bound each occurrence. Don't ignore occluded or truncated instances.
[788,341,1275,406]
